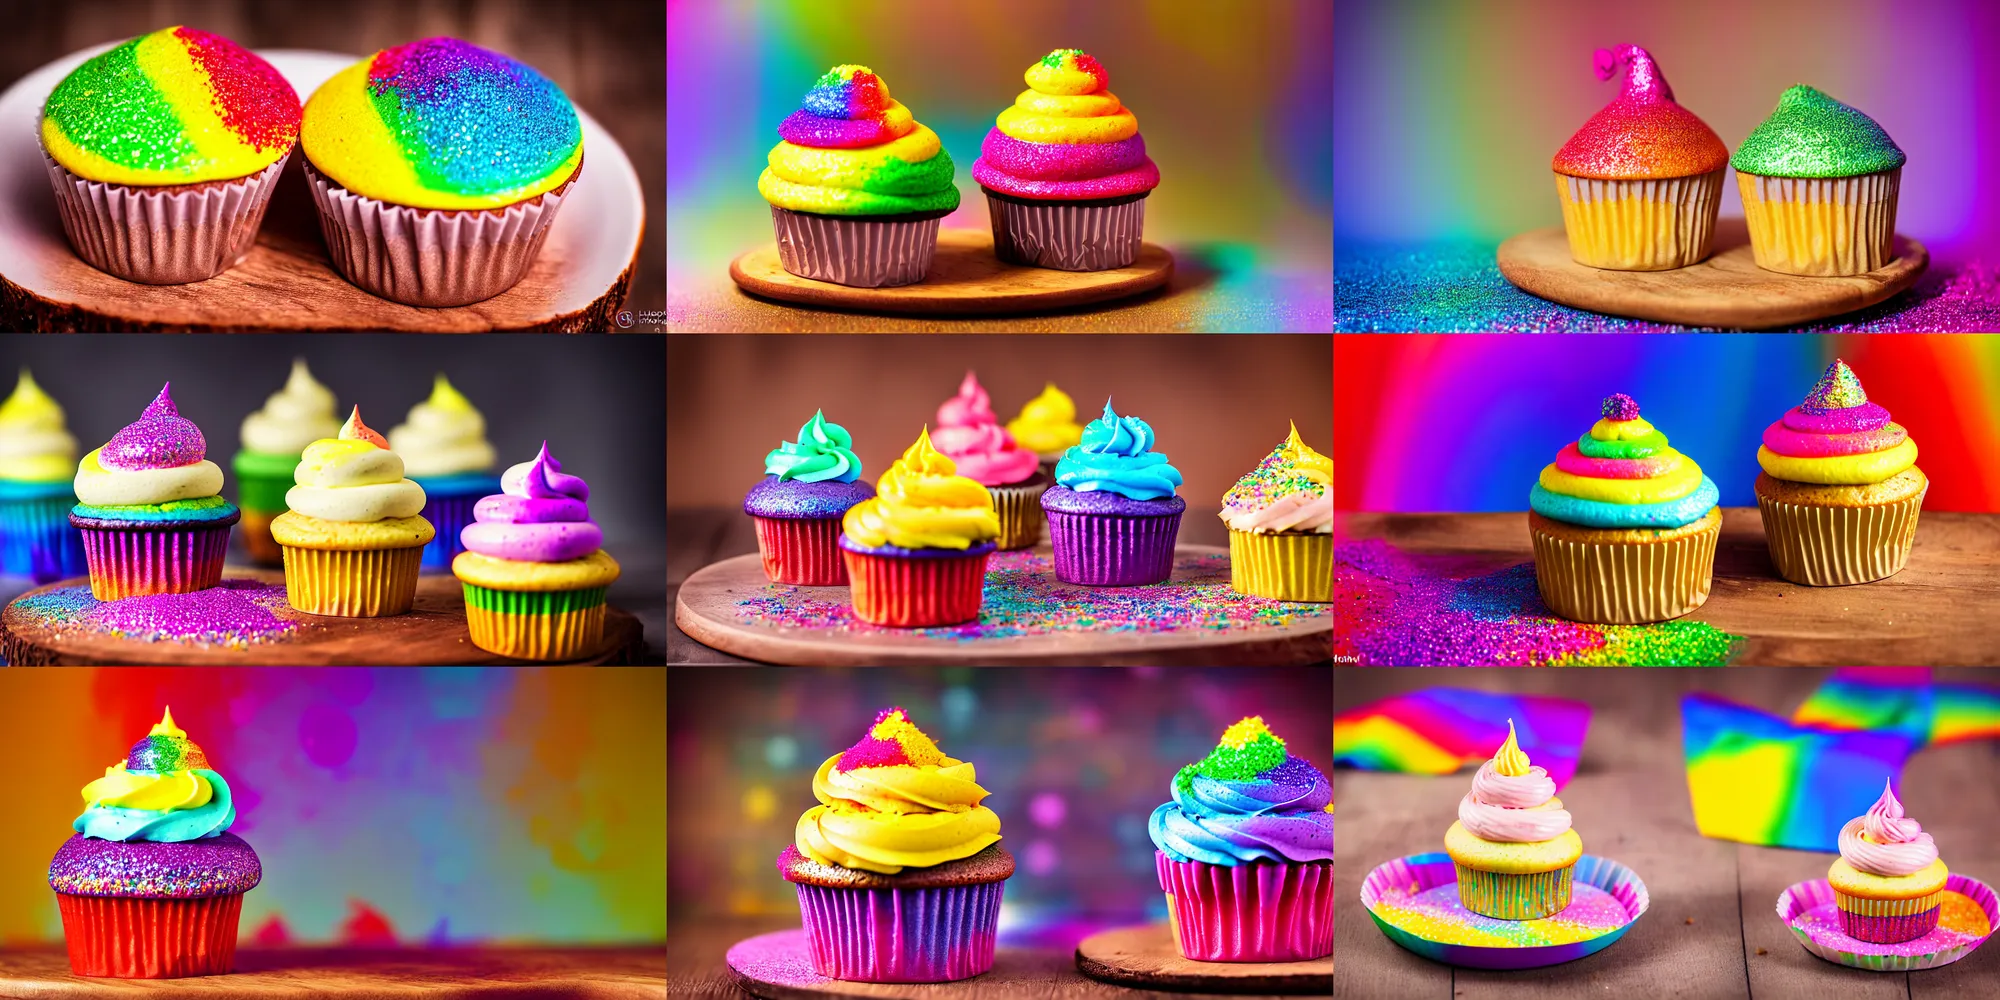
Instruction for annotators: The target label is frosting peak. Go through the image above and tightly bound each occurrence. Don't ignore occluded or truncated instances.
[286,406,427,523]
[760,64,959,216]
[1593,44,1670,102]
[1552,44,1727,180]
[0,369,78,482]
[1838,780,1939,876]
[72,384,227,508]
[1758,360,1917,486]
[388,374,495,477]
[74,708,237,843]
[1530,393,1719,529]
[794,707,1001,874]
[1731,85,1905,178]
[1456,725,1571,843]
[103,384,205,471]
[764,410,863,484]
[1052,401,1183,501]
[1493,719,1531,777]
[240,359,341,456]
[1006,382,1084,456]
[1220,423,1332,534]
[840,427,1001,550]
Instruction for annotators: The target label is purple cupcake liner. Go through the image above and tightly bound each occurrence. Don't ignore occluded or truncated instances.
[793,880,1003,983]
[984,188,1146,271]
[1045,508,1182,586]
[418,492,479,572]
[770,206,944,288]
[0,493,88,583]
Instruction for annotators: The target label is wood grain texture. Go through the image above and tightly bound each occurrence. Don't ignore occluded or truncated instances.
[1073,924,1331,994]
[729,229,1174,316]
[1335,668,2000,999]
[0,946,667,998]
[1495,219,1927,330]
[1335,509,2000,666]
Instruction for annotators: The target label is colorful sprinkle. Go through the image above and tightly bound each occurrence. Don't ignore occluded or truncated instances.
[1174,716,1289,792]
[834,708,946,772]
[1371,880,1630,946]
[1800,359,1870,413]
[101,383,205,471]
[12,580,306,650]
[1599,394,1641,421]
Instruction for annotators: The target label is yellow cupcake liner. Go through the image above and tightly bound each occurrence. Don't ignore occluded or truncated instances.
[1737,168,1900,276]
[1757,485,1924,586]
[1227,529,1330,602]
[279,543,423,617]
[1530,516,1720,624]
[1834,888,1946,916]
[1554,169,1722,270]
[464,602,608,661]
[991,479,1049,551]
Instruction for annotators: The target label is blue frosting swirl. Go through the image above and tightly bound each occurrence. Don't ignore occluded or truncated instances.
[1148,756,1334,865]
[1529,476,1719,529]
[73,770,236,843]
[1053,402,1183,501]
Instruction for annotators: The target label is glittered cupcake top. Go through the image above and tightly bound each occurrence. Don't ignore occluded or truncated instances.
[1529,393,1719,529]
[972,48,1160,201]
[301,37,583,210]
[1551,44,1726,180]
[1757,359,1918,486]
[40,26,300,186]
[794,707,1001,875]
[1220,423,1332,535]
[1732,85,1904,178]
[71,707,239,844]
[757,65,960,217]
[0,369,78,483]
[73,384,229,510]
[840,427,1000,550]
[1148,716,1333,866]
[764,410,862,484]
[1053,401,1183,501]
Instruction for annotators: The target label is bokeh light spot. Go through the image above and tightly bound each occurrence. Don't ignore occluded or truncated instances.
[1025,839,1058,876]
[743,784,777,822]
[1028,791,1066,829]
[765,735,797,769]
[941,686,977,730]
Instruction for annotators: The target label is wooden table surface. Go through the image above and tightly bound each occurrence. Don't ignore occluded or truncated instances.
[1336,509,2000,666]
[0,946,667,998]
[1335,668,2000,1000]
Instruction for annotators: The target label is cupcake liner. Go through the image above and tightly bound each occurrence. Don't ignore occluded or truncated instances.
[754,516,848,585]
[462,584,609,661]
[304,158,574,307]
[1363,853,1649,970]
[236,508,284,566]
[770,205,943,287]
[989,480,1050,551]
[1227,528,1331,602]
[74,523,233,601]
[1835,889,1944,943]
[0,492,88,583]
[1553,169,1723,270]
[1529,515,1720,624]
[1155,852,1333,962]
[984,189,1146,270]
[41,150,287,285]
[1045,508,1181,586]
[1779,874,1996,972]
[278,543,424,617]
[793,879,1005,983]
[1756,487,1924,586]
[840,543,992,627]
[55,892,244,978]
[417,492,481,572]
[1738,168,1901,276]
[1454,863,1575,920]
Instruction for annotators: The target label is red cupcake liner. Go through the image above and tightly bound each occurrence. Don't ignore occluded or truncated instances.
[754,516,847,585]
[42,151,287,285]
[770,205,944,287]
[840,544,992,627]
[794,880,1004,983]
[75,523,232,601]
[56,892,244,978]
[1840,904,1942,944]
[983,188,1146,270]
[1045,509,1182,586]
[1155,852,1333,962]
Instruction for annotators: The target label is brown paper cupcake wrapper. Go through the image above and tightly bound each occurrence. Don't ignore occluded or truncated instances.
[42,150,287,285]
[984,190,1146,271]
[279,543,424,617]
[1554,169,1723,270]
[1531,517,1720,624]
[770,205,942,287]
[990,480,1050,551]
[1738,168,1900,276]
[1757,487,1924,586]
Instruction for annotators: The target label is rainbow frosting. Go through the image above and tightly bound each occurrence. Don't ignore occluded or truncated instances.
[1221,424,1331,534]
[1837,781,1940,878]
[1552,45,1726,180]
[840,428,1000,551]
[795,707,1002,875]
[1149,717,1333,866]
[1757,360,1918,485]
[1529,394,1719,529]
[1053,402,1183,502]
[1452,721,1577,847]
[972,49,1160,201]
[301,38,583,210]
[71,384,234,521]
[758,65,959,217]
[41,26,300,186]
[1733,86,1904,179]
[932,373,1039,487]
[0,370,78,484]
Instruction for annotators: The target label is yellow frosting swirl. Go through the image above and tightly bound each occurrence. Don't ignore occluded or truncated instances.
[1005,382,1084,456]
[82,761,214,811]
[0,369,78,482]
[794,709,1002,875]
[841,427,1000,550]
[1494,719,1532,777]
[1756,439,1918,485]
[286,407,427,523]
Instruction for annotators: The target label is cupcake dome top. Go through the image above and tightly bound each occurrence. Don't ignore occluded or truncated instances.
[1757,359,1918,486]
[764,410,863,484]
[1148,716,1333,866]
[301,38,583,210]
[285,406,428,524]
[1529,393,1719,529]
[758,65,960,217]
[795,707,1001,875]
[932,372,1038,487]
[41,26,300,186]
[0,370,78,483]
[1551,45,1726,180]
[840,427,1000,550]
[1053,401,1183,501]
[1836,780,1938,877]
[1731,85,1905,178]
[971,48,1160,201]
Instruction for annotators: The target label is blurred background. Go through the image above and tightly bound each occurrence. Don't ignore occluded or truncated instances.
[0,667,665,945]
[666,666,1331,945]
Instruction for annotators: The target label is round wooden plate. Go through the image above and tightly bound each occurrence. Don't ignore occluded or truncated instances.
[1,570,645,666]
[0,46,644,332]
[726,929,1077,999]
[675,545,1331,666]
[729,227,1173,315]
[1496,218,1926,329]
[1074,923,1332,994]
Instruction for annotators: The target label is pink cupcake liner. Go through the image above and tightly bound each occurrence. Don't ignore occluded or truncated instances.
[753,516,847,585]
[42,150,288,285]
[983,188,1146,271]
[1156,852,1332,962]
[1045,509,1182,586]
[1841,906,1941,944]
[793,880,1004,983]
[770,206,944,287]
[74,524,233,601]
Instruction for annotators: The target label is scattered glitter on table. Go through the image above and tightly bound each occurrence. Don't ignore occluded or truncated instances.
[10,579,307,650]
[1371,880,1630,948]
[1790,890,1992,960]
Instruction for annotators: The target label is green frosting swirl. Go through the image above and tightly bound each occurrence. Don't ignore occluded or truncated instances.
[764,410,862,484]
[1731,85,1905,178]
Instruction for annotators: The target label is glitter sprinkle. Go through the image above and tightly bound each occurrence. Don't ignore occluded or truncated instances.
[1552,44,1726,180]
[1732,85,1905,179]
[1600,394,1641,421]
[13,580,306,650]
[1371,880,1631,946]
[47,831,261,898]
[1800,359,1869,413]
[100,383,204,471]
[367,38,582,197]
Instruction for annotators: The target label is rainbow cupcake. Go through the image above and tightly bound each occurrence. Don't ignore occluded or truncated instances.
[1756,360,1924,586]
[932,372,1047,551]
[1829,781,1946,944]
[301,38,582,305]
[1445,721,1583,920]
[0,371,88,583]
[839,428,999,627]
[1734,86,1904,276]
[1529,393,1720,624]
[389,375,500,572]
[231,360,341,566]
[270,408,433,617]
[70,385,239,600]
[453,443,621,660]
[1005,382,1084,478]
[1041,402,1184,586]
[39,26,300,284]
[745,411,873,586]
[1221,424,1331,602]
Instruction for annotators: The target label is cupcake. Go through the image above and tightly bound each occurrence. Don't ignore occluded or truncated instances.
[49,708,261,978]
[300,38,582,306]
[1040,401,1184,586]
[69,384,240,600]
[758,65,960,287]
[1829,780,1946,944]
[779,707,1012,982]
[932,372,1048,551]
[1734,86,1904,276]
[973,49,1159,270]
[1150,716,1333,962]
[270,407,433,617]
[1444,721,1583,920]
[453,442,622,660]
[838,428,1000,627]
[743,411,874,586]
[1221,423,1331,602]
[389,375,499,572]
[39,27,299,284]
[1529,393,1721,624]
[232,360,341,566]
[0,370,88,583]
[1551,45,1726,271]
[1005,381,1084,478]
[1755,360,1924,586]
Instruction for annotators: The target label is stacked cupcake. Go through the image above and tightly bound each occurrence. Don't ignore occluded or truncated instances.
[69,385,239,600]
[454,443,622,660]
[932,373,1047,551]
[232,361,342,566]
[388,375,500,572]
[0,371,88,583]
[1444,721,1583,919]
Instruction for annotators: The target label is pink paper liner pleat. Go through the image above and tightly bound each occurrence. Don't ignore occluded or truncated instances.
[1045,509,1182,586]
[56,892,243,978]
[793,880,1004,983]
[754,516,847,585]
[75,524,232,601]
[42,151,287,285]
[1777,874,1996,971]
[770,206,941,287]
[1155,852,1333,962]
[985,192,1146,270]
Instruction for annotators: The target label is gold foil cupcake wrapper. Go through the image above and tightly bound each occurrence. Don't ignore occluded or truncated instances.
[1227,529,1330,602]
[1737,167,1900,276]
[989,480,1049,551]
[1553,168,1722,270]
[1530,517,1720,625]
[279,543,424,617]
[1756,486,1924,586]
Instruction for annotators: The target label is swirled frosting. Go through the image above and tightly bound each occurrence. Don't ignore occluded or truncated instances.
[1006,382,1084,457]
[388,374,496,477]
[240,359,341,456]
[1529,393,1719,529]
[1148,717,1334,866]
[932,372,1039,487]
[795,708,1002,874]
[840,427,1000,550]
[1053,401,1183,501]
[1457,720,1573,843]
[1838,780,1939,877]
[460,442,601,563]
[0,370,78,483]
[74,384,226,508]
[972,49,1160,201]
[1732,85,1905,179]
[1757,360,1918,485]
[758,65,960,216]
[764,410,862,484]
[1221,423,1331,534]
[1551,44,1726,180]
[286,407,427,523]
[74,708,237,844]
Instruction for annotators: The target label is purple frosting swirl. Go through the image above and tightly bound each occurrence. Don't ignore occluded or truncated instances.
[101,383,205,471]
[459,442,603,563]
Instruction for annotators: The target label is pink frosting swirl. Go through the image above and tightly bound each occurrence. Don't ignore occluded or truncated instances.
[931,372,1039,487]
[1457,759,1573,843]
[459,442,603,563]
[1838,781,1938,877]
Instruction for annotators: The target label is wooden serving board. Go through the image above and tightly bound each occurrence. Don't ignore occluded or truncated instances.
[1074,924,1331,994]
[0,48,643,332]
[729,228,1173,316]
[1496,219,1926,329]
[1,569,644,666]
[0,946,667,998]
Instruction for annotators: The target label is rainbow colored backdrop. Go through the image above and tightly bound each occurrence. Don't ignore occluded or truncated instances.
[1335,334,2000,513]
[0,668,665,945]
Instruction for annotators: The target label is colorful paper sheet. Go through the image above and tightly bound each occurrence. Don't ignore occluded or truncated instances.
[1334,688,1591,790]
[1791,667,2000,747]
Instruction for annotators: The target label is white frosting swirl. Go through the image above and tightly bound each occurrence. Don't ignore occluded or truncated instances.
[240,359,341,455]
[388,374,495,477]
[73,449,224,506]
[1222,490,1332,533]
[284,412,428,522]
[1456,759,1574,843]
